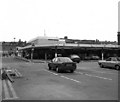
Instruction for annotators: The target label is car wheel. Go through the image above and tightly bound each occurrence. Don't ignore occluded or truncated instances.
[99,64,104,68]
[115,65,120,70]
[56,67,60,73]
[49,66,51,70]
[70,70,74,73]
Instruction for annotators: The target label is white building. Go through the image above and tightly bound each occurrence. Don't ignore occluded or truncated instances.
[27,36,65,46]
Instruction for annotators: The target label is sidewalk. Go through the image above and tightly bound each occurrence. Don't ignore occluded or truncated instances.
[15,56,49,63]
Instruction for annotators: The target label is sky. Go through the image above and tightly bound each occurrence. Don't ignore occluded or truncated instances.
[0,0,119,42]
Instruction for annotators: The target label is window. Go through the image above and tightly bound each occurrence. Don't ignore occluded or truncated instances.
[106,58,111,61]
[111,58,117,61]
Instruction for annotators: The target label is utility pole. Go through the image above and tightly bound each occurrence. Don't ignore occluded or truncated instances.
[31,43,35,61]
[44,29,46,37]
[14,38,16,42]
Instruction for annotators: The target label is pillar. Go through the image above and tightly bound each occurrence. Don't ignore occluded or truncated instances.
[102,52,104,60]
[45,52,47,61]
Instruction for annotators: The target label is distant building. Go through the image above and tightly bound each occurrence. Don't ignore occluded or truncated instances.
[2,41,26,56]
[27,36,65,46]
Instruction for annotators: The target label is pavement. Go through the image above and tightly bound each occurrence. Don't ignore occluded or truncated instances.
[15,56,48,63]
[1,57,119,100]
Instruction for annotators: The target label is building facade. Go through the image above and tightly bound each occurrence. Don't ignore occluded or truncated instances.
[17,36,120,60]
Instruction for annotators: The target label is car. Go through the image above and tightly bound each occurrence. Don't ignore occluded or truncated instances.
[90,55,100,60]
[98,57,120,70]
[84,55,100,60]
[70,55,81,63]
[48,57,77,73]
[84,56,91,60]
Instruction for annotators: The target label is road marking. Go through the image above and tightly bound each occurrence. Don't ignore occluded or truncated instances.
[60,76,81,83]
[3,80,10,99]
[88,70,116,75]
[77,67,116,74]
[7,80,18,99]
[1,69,2,74]
[3,97,18,100]
[75,71,112,80]
[14,69,22,77]
[44,69,81,83]
[75,71,84,75]
[44,69,58,75]
[84,74,112,80]
[3,80,18,100]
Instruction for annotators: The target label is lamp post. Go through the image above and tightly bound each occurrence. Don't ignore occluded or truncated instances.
[31,43,35,60]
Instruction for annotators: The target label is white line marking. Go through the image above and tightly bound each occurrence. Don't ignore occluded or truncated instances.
[85,74,112,80]
[7,80,18,99]
[3,80,10,99]
[14,69,22,77]
[75,71,112,80]
[14,69,19,77]
[74,71,84,74]
[89,70,115,74]
[60,76,81,83]
[44,69,81,83]
[44,69,58,75]
[3,97,18,100]
[77,67,116,74]
[1,69,2,74]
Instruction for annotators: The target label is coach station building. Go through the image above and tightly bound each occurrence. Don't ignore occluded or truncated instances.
[17,36,120,60]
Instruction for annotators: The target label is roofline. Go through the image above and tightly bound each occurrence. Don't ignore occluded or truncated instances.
[18,43,120,50]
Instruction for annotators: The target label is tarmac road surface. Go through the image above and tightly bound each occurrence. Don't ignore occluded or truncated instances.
[1,57,118,100]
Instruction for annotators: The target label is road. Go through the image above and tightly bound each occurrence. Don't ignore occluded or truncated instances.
[1,57,118,100]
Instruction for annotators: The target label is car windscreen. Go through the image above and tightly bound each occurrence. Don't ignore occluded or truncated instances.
[59,57,73,62]
[117,57,120,61]
[71,55,80,58]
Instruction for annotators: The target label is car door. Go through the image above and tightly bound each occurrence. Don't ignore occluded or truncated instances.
[104,57,111,67]
[110,58,117,68]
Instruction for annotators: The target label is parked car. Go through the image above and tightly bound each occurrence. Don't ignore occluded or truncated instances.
[91,55,100,60]
[84,55,100,60]
[48,57,77,73]
[70,55,81,63]
[84,56,91,60]
[98,57,120,70]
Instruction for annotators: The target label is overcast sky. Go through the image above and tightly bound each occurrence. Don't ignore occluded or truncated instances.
[0,0,119,42]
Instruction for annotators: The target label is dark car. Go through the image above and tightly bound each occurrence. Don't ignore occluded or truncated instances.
[70,55,81,63]
[48,57,77,73]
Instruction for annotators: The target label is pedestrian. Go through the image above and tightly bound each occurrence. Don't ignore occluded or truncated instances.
[2,69,8,80]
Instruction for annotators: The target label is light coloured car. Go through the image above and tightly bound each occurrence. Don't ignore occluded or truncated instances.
[98,57,120,70]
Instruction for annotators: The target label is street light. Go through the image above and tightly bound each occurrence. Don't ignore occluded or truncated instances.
[31,43,35,60]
